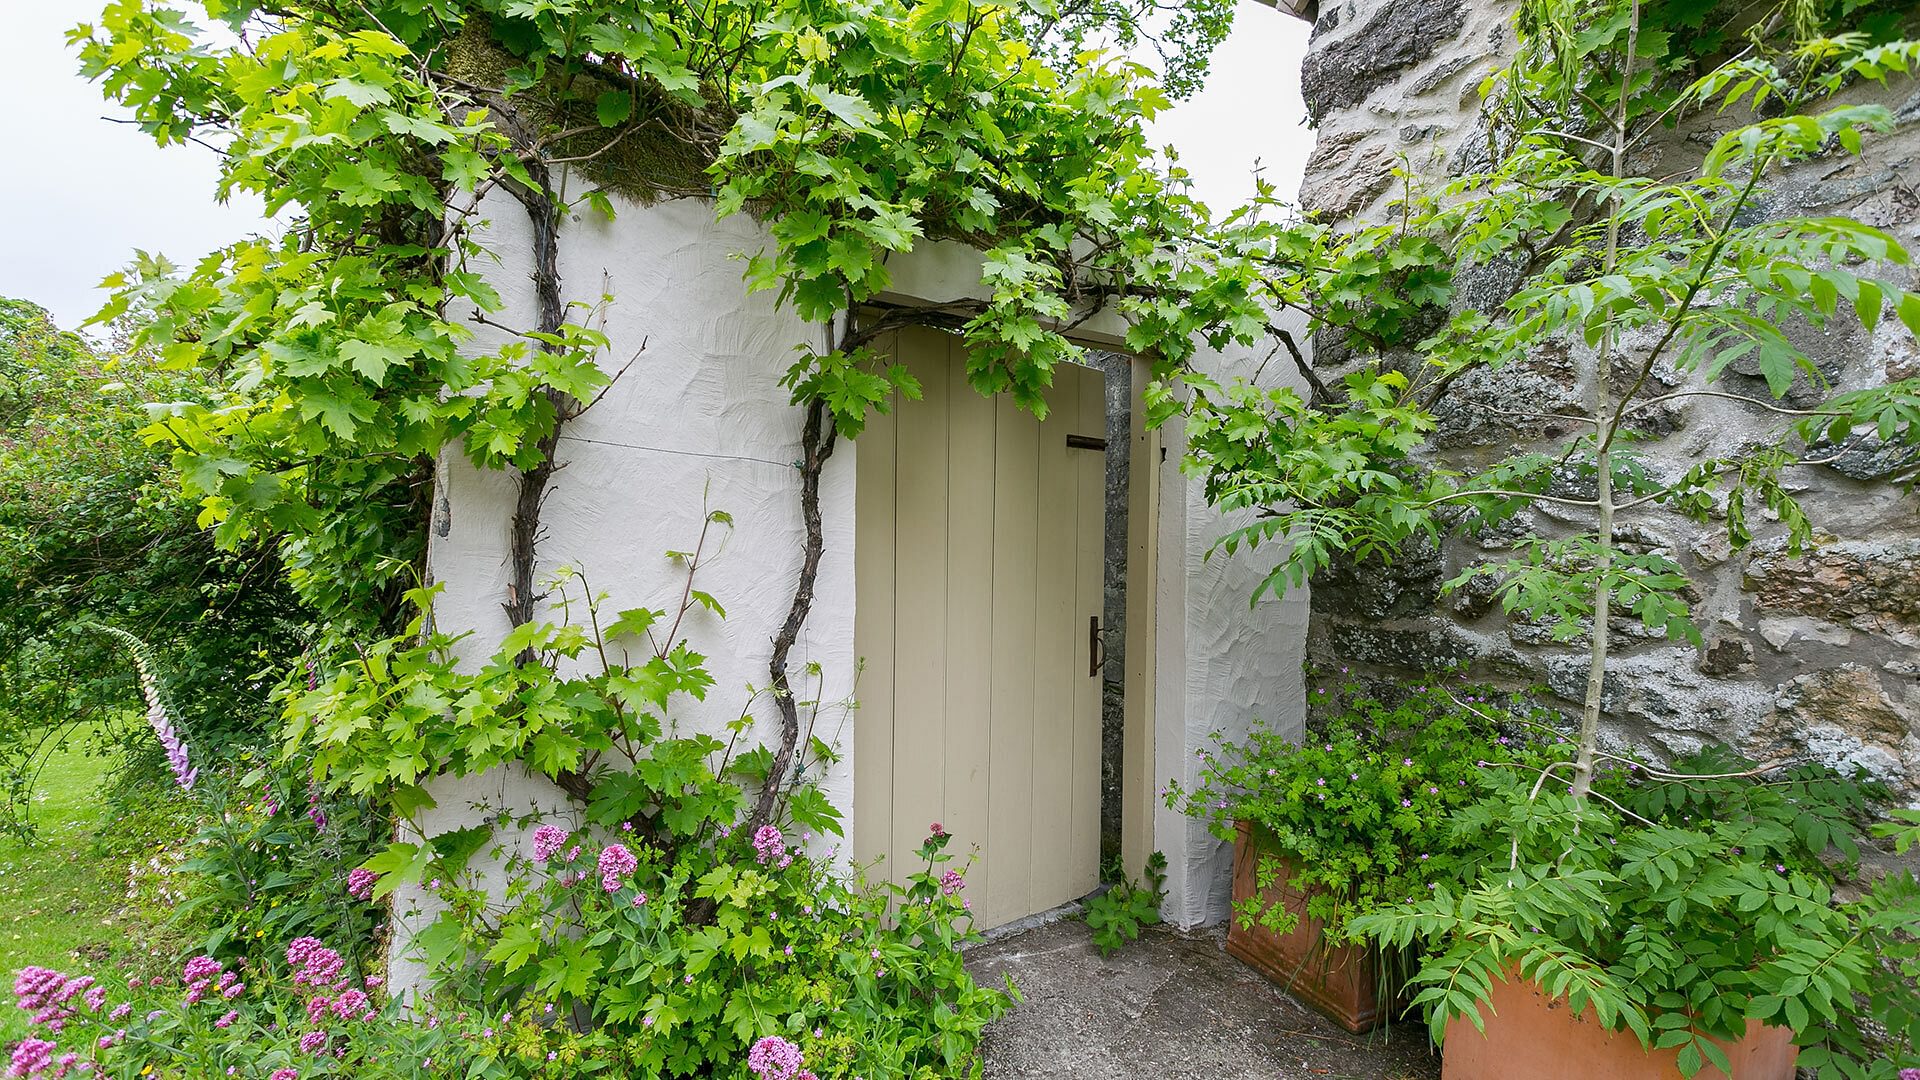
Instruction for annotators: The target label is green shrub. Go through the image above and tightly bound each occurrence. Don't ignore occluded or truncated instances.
[0,297,309,838]
[172,752,387,966]
[1169,677,1555,940]
[405,792,1012,1078]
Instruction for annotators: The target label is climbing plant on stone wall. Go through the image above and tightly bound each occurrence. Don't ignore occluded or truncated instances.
[1182,6,1920,792]
[1178,1,1920,1072]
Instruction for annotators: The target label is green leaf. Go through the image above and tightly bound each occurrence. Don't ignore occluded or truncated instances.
[596,90,633,127]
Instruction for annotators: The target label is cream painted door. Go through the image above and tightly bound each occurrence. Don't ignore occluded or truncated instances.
[854,326,1107,931]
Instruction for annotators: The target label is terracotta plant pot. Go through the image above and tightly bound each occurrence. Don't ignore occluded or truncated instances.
[1442,972,1798,1080]
[1225,820,1400,1033]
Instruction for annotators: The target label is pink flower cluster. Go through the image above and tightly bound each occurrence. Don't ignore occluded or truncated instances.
[285,939,345,989]
[7,1038,58,1079]
[531,824,569,862]
[939,870,966,897]
[180,957,243,1006]
[753,825,792,868]
[745,1035,817,1080]
[345,867,378,901]
[9,966,116,1076]
[13,968,105,1034]
[597,844,638,892]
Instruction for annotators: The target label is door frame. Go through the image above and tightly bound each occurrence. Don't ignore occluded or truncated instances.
[849,312,1161,903]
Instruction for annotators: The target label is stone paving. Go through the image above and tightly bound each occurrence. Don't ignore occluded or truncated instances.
[968,917,1441,1080]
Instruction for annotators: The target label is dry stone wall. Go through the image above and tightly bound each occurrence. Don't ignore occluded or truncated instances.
[1291,0,1920,797]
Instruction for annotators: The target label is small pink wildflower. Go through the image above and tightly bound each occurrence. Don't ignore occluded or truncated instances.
[747,1035,806,1080]
[345,868,378,901]
[598,843,638,892]
[331,990,371,1020]
[8,1038,54,1077]
[531,824,568,862]
[752,825,786,865]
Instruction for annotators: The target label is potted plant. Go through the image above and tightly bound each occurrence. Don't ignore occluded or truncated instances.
[1170,679,1555,1033]
[1350,744,1898,1080]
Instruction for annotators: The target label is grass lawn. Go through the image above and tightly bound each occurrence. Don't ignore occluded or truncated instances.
[0,729,192,1046]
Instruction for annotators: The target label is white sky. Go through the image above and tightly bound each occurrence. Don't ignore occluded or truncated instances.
[0,0,1311,330]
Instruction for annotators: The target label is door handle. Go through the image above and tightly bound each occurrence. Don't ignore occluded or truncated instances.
[1089,615,1105,678]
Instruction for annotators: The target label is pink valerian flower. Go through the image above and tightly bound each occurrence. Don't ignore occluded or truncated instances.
[298,1029,329,1054]
[306,997,330,1026]
[82,986,106,1012]
[1897,1070,1920,1080]
[345,868,378,901]
[107,1004,130,1021]
[285,937,346,989]
[8,1037,53,1077]
[181,957,221,985]
[746,1035,806,1080]
[286,938,323,969]
[531,824,568,863]
[331,990,372,1021]
[270,1070,299,1080]
[49,977,91,1008]
[598,844,638,892]
[214,1010,239,1029]
[939,870,965,896]
[14,967,69,1011]
[928,822,946,837]
[299,952,343,989]
[752,826,787,865]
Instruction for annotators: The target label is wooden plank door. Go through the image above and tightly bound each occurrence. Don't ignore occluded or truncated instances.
[854,326,1106,931]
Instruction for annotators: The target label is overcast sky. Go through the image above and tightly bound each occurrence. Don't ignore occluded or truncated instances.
[0,0,1311,330]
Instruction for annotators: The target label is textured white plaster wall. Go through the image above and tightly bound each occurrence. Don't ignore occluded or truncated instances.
[1152,326,1313,929]
[392,186,857,990]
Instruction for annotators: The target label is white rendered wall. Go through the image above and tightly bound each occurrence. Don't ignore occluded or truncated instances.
[394,187,857,990]
[1151,327,1313,929]
[400,179,1309,978]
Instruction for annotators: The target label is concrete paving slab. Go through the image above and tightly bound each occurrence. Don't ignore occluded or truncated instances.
[968,918,1441,1080]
